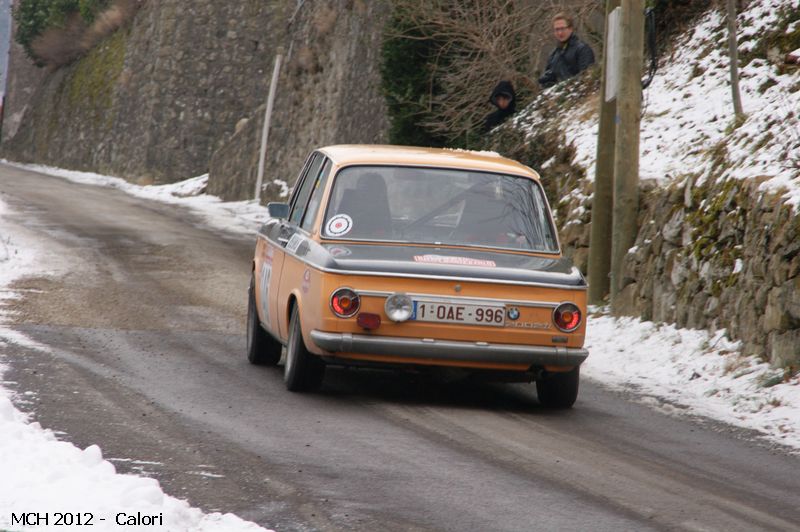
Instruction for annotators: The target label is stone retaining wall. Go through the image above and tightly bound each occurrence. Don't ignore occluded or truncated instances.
[207,0,390,202]
[1,0,388,187]
[562,176,800,369]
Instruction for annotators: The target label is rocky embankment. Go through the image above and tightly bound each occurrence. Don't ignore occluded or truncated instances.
[558,176,800,369]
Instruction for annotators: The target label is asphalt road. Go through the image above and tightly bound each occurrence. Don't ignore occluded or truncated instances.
[2,163,800,532]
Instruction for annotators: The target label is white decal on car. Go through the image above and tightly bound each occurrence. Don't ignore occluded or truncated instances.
[286,233,304,253]
[326,214,354,237]
[329,246,352,257]
[259,259,272,324]
[413,254,497,267]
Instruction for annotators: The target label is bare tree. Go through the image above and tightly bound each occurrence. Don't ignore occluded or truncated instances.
[726,0,745,119]
[388,0,599,143]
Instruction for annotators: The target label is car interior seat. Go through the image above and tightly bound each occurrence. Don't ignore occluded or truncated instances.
[333,173,393,239]
[452,183,510,245]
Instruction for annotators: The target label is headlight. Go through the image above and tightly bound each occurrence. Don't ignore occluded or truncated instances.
[553,302,582,332]
[384,293,413,322]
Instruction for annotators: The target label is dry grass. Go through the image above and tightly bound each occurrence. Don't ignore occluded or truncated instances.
[31,13,88,68]
[30,0,142,68]
[313,5,338,37]
[83,1,138,46]
[294,45,318,74]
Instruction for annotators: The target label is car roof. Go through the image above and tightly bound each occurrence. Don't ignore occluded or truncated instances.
[318,145,540,180]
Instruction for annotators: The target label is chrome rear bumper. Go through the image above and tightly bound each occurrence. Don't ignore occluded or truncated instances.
[309,330,588,367]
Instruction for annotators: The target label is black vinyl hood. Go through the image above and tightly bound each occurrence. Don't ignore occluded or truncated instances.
[314,243,586,287]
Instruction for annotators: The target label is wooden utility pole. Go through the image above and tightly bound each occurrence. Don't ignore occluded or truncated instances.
[587,0,621,305]
[610,0,645,310]
[727,0,744,118]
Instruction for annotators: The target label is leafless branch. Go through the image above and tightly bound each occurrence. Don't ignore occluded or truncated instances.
[390,0,599,142]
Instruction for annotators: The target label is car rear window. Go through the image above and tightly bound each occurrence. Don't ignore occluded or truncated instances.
[322,165,559,253]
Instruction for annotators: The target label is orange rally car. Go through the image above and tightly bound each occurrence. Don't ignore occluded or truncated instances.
[247,145,588,408]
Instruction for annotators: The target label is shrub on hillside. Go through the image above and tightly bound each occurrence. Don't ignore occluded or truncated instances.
[381,0,599,148]
[381,10,449,149]
[651,0,713,44]
[13,0,117,65]
[79,0,111,23]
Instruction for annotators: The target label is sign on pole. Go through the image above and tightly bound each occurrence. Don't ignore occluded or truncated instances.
[605,7,622,102]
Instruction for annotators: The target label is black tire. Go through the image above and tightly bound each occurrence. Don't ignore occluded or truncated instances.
[536,366,580,408]
[284,304,325,392]
[247,274,282,366]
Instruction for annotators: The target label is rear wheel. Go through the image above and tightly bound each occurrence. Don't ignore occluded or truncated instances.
[284,304,325,392]
[536,366,580,408]
[246,274,281,366]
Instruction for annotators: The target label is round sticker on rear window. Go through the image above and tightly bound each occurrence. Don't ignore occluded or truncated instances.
[326,214,353,237]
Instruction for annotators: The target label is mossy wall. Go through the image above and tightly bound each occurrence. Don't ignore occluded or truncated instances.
[3,0,389,186]
[543,170,800,370]
[5,0,288,183]
[66,29,125,119]
[207,0,390,202]
[10,27,128,172]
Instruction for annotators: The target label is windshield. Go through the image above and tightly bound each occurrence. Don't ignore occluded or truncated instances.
[322,165,559,253]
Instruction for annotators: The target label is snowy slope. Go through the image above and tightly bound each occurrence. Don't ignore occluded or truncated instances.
[558,0,800,206]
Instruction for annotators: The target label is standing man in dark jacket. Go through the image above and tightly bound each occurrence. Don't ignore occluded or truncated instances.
[538,13,595,88]
[483,80,517,132]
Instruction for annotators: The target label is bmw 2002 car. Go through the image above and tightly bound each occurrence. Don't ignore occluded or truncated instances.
[247,145,588,408]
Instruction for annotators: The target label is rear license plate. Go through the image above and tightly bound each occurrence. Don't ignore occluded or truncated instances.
[412,301,505,327]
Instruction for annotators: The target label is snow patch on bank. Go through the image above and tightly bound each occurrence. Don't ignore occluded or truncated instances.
[0,397,267,531]
[0,197,53,352]
[584,314,800,451]
[559,0,800,207]
[1,161,271,235]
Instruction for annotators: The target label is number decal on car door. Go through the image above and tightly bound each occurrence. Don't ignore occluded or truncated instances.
[259,247,274,324]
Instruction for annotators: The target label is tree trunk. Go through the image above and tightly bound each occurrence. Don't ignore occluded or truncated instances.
[588,0,621,305]
[610,0,644,313]
[727,0,744,118]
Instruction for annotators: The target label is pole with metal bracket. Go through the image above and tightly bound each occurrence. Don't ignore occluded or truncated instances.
[255,48,284,202]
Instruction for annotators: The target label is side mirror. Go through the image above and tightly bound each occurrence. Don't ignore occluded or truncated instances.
[267,202,289,219]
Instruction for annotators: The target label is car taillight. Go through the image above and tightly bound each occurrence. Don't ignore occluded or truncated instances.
[553,303,582,332]
[330,288,360,318]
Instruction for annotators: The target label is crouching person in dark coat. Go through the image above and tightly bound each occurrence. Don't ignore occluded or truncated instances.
[483,80,517,132]
[538,13,595,89]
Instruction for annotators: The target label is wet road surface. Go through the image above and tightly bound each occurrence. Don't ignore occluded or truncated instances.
[2,164,799,532]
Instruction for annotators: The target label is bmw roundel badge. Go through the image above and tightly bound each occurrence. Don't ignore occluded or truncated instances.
[507,307,520,321]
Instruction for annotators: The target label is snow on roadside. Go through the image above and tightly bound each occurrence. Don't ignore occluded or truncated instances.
[0,197,52,352]
[0,195,271,532]
[584,313,800,452]
[1,160,272,236]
